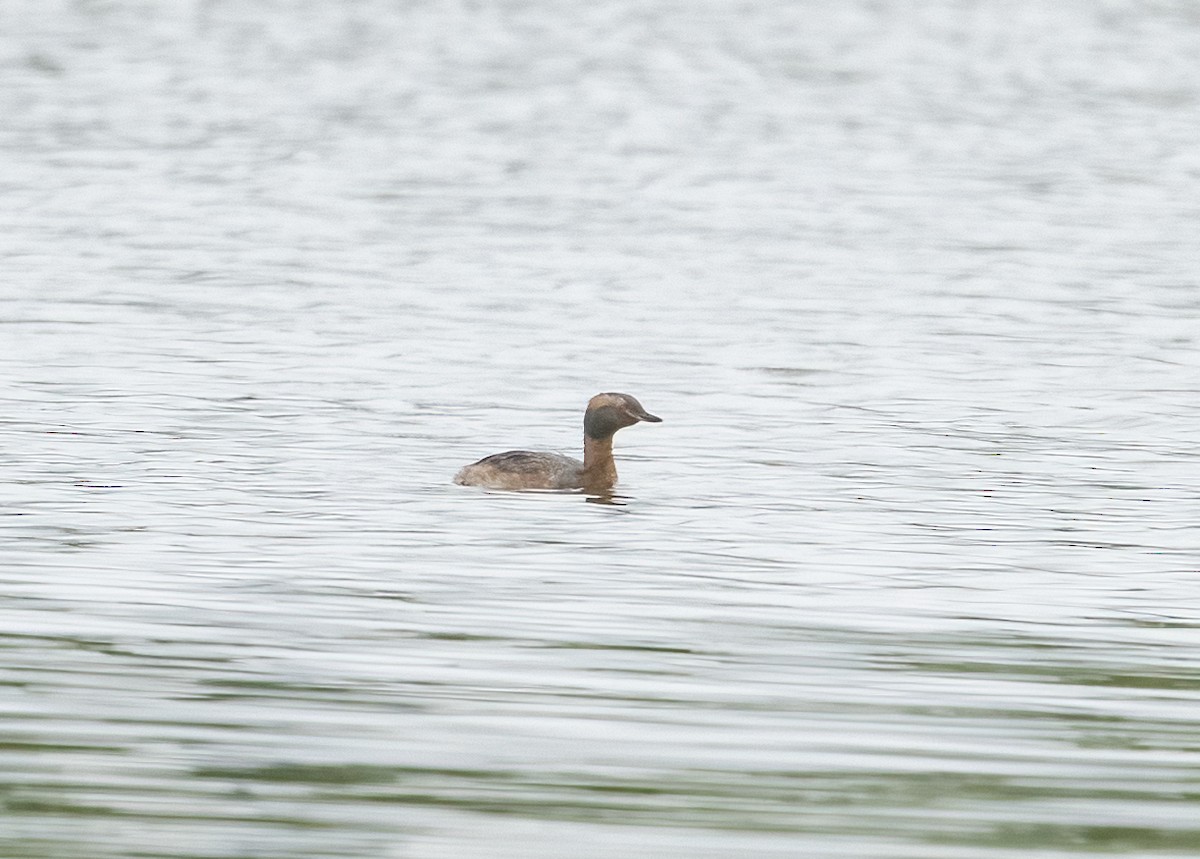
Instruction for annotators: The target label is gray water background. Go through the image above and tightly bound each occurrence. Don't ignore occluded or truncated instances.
[3,1,1200,856]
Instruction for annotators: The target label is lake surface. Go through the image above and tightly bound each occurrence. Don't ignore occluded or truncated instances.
[3,1,1200,857]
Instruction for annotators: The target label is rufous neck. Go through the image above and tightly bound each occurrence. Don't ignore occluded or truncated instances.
[582,434,617,489]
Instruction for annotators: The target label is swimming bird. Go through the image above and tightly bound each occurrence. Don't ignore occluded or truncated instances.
[454,392,661,491]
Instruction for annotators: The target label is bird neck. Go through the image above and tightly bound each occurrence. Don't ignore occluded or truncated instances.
[582,434,617,489]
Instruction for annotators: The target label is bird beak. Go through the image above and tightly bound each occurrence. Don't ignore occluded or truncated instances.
[632,407,662,423]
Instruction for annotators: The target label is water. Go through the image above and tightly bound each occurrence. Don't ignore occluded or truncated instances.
[3,1,1200,857]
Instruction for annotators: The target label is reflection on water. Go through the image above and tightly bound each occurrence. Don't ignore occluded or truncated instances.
[3,0,1200,857]
[584,491,628,506]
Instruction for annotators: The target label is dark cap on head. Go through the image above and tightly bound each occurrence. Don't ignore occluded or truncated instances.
[584,392,662,439]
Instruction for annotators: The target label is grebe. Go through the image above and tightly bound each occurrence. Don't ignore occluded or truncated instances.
[454,392,661,491]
